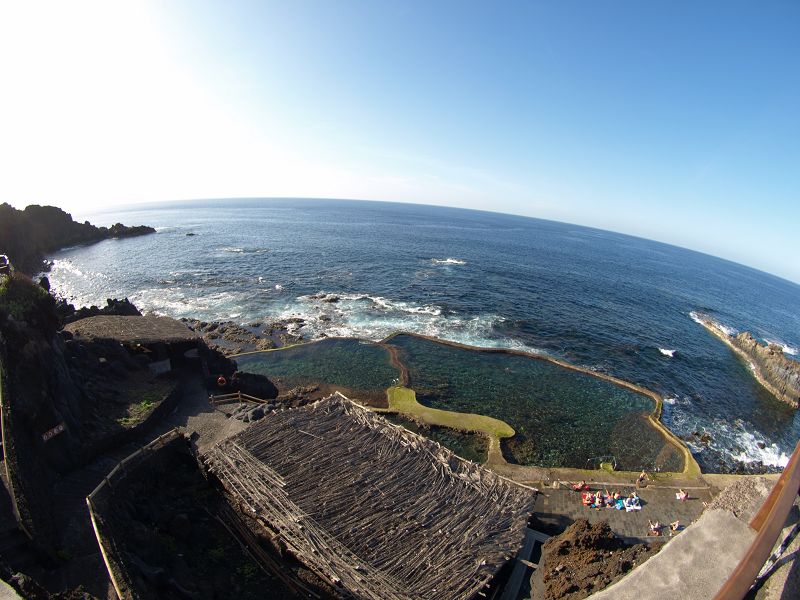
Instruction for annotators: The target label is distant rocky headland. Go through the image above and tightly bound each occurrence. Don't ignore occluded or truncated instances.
[696,315,800,409]
[0,203,155,275]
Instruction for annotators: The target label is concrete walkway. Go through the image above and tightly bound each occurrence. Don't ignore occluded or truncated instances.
[590,508,756,600]
[0,580,22,599]
[531,483,712,542]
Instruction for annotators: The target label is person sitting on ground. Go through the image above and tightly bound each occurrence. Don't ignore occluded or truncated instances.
[637,470,648,487]
[676,488,689,502]
[648,519,662,536]
[625,491,642,511]
[582,492,593,506]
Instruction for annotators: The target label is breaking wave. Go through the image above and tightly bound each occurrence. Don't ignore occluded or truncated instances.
[689,311,737,336]
[219,246,270,254]
[731,430,790,468]
[763,339,798,356]
[659,348,676,357]
[275,291,538,352]
[431,258,467,265]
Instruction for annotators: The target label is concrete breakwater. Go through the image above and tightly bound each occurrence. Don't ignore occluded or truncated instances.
[697,317,800,409]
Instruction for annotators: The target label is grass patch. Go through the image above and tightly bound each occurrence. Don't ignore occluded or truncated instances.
[386,386,514,439]
[117,393,160,427]
[0,273,49,321]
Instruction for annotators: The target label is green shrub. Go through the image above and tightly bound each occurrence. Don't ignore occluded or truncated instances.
[0,273,50,322]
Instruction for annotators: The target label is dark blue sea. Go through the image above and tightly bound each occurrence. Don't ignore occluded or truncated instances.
[46,199,800,472]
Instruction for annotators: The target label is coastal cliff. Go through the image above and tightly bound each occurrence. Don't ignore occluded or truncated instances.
[0,203,155,275]
[697,316,800,409]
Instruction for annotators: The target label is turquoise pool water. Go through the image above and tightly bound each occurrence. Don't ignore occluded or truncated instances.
[387,334,683,471]
[235,334,683,470]
[234,338,399,403]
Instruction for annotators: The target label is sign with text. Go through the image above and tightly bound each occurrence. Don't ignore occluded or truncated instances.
[42,422,66,442]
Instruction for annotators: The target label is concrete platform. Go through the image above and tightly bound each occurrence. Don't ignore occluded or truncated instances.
[590,508,756,600]
[531,483,712,542]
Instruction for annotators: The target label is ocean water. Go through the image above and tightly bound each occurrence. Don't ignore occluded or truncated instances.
[46,198,800,472]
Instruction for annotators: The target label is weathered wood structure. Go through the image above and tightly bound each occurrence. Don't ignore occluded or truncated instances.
[203,394,537,600]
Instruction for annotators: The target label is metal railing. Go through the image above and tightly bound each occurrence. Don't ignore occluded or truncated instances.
[0,361,35,542]
[713,439,800,599]
[209,391,269,406]
[86,428,185,600]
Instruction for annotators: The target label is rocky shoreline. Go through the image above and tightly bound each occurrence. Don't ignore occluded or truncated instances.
[0,203,155,276]
[181,316,307,355]
[697,316,800,409]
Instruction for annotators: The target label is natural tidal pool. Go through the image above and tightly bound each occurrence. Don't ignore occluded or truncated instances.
[234,338,399,404]
[383,413,489,464]
[386,334,684,471]
[235,334,684,471]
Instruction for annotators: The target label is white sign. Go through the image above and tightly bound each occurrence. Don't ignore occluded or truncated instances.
[42,422,66,442]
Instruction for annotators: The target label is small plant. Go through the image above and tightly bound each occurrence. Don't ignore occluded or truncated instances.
[236,563,259,581]
[0,273,50,321]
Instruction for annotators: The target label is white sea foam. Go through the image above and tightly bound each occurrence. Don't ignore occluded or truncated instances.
[220,246,269,255]
[688,311,737,336]
[663,396,678,405]
[731,431,789,468]
[679,417,792,469]
[659,348,676,357]
[431,258,467,265]
[763,339,798,356]
[50,259,86,279]
[688,310,705,325]
[280,291,541,354]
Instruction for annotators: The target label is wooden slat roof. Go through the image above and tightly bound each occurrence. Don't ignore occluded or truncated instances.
[203,394,536,600]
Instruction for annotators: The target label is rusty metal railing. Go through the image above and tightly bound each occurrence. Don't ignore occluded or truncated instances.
[713,439,800,599]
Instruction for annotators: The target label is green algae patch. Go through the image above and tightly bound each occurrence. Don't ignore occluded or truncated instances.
[386,386,514,439]
[383,412,489,464]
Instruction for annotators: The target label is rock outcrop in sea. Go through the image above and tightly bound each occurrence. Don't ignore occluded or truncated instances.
[0,203,155,275]
[697,316,800,409]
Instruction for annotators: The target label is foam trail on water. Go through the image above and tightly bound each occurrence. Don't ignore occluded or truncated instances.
[659,348,676,357]
[431,258,467,265]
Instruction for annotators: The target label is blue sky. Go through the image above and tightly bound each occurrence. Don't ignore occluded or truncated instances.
[1,1,798,281]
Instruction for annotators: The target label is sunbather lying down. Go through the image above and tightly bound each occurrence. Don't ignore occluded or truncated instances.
[648,519,663,536]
